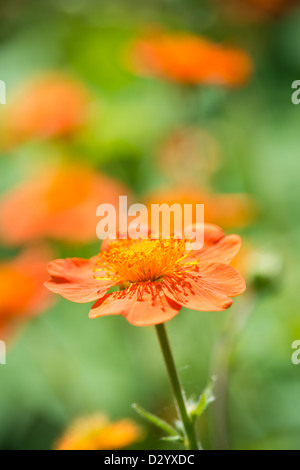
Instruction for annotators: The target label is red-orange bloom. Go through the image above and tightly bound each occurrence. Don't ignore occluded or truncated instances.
[0,163,128,245]
[0,247,52,341]
[144,186,257,231]
[45,224,246,327]
[55,414,142,451]
[129,32,253,87]
[1,74,89,147]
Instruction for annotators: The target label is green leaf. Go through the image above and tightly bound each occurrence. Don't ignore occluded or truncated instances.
[132,403,178,437]
[190,376,217,421]
[161,435,184,443]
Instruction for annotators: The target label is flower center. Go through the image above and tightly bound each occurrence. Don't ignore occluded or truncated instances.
[94,238,189,285]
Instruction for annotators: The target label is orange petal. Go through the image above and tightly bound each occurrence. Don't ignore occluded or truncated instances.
[89,283,181,326]
[194,234,241,265]
[162,263,246,312]
[201,223,225,249]
[45,257,112,303]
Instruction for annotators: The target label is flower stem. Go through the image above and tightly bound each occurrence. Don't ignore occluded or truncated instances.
[155,323,200,450]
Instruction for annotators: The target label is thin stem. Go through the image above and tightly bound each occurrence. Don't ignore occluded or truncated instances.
[211,292,257,450]
[155,323,200,450]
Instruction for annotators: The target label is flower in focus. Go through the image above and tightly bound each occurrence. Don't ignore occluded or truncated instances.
[0,247,53,341]
[128,31,253,87]
[144,186,257,233]
[55,414,142,450]
[1,74,90,147]
[0,162,128,245]
[45,224,246,327]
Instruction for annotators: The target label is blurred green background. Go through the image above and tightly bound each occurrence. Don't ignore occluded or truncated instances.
[0,0,300,450]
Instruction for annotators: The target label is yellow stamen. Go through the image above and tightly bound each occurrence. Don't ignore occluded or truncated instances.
[94,238,195,285]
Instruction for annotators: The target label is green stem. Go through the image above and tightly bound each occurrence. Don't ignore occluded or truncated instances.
[155,323,200,450]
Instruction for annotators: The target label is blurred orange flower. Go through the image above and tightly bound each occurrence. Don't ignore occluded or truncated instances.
[45,224,245,327]
[0,247,52,341]
[1,74,89,147]
[129,32,253,87]
[157,127,220,186]
[55,414,142,450]
[144,186,257,233]
[0,162,128,245]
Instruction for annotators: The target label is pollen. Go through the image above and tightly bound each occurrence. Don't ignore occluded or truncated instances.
[94,238,192,284]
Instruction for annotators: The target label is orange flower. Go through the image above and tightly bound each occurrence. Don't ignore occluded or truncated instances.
[0,162,128,245]
[0,247,52,341]
[45,224,245,327]
[2,74,89,146]
[129,32,253,87]
[144,186,257,232]
[55,414,142,450]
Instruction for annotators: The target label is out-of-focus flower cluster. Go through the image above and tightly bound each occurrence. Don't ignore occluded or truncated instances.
[55,414,142,450]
